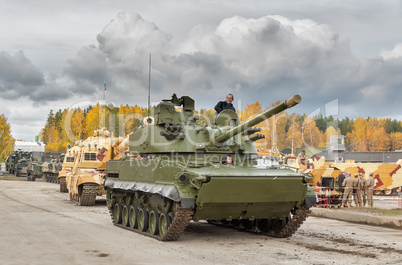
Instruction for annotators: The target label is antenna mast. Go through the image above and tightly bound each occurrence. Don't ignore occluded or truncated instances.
[147,53,151,123]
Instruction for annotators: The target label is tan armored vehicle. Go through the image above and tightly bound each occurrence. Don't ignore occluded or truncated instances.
[66,128,128,206]
[58,143,83,193]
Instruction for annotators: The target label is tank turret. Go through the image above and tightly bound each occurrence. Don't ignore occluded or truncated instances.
[214,95,301,143]
[105,94,316,241]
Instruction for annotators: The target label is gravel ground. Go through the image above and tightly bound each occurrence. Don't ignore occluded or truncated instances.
[1,172,402,265]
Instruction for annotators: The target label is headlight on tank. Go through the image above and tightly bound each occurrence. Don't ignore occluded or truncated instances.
[175,172,207,189]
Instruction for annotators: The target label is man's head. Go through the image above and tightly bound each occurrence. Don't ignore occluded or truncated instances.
[369,172,373,176]
[226,155,233,164]
[226,94,234,104]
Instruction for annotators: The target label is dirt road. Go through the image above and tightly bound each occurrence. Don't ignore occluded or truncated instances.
[1,180,402,265]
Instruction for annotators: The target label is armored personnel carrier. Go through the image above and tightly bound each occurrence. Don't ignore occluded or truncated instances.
[58,144,82,192]
[66,128,128,206]
[42,155,63,183]
[26,151,45,181]
[15,157,29,177]
[104,94,316,241]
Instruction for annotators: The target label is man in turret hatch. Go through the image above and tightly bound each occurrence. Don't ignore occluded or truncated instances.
[214,94,235,114]
[221,154,233,165]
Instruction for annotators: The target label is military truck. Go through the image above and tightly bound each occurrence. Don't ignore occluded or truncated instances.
[104,94,316,241]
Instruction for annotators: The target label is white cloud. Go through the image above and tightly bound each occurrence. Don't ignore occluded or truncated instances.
[1,9,402,141]
[380,43,402,60]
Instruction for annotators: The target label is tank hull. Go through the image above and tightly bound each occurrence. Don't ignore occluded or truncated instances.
[105,157,314,241]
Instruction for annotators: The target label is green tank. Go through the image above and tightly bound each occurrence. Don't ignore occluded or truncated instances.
[105,94,316,241]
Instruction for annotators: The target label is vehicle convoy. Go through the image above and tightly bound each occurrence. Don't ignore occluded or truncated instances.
[66,128,128,206]
[104,94,316,241]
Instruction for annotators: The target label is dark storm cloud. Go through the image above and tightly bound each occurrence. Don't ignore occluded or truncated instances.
[1,12,402,120]
[0,51,44,100]
[55,12,402,119]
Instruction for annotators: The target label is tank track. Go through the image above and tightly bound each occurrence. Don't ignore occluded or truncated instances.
[209,204,311,238]
[70,183,98,206]
[108,202,193,241]
[268,204,311,238]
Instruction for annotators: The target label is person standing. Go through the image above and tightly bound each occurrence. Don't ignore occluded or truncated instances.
[214,94,235,114]
[366,172,375,208]
[341,172,353,208]
[338,171,347,197]
[352,174,361,207]
[357,173,366,207]
[359,173,368,207]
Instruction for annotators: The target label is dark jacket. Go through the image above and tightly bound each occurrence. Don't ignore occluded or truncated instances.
[214,101,235,114]
[338,173,346,190]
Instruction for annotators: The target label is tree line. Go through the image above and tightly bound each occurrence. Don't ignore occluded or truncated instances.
[37,101,402,152]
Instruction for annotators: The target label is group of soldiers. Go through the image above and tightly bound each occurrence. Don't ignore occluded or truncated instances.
[339,171,375,208]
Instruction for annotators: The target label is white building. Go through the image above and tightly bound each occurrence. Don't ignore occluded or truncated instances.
[14,141,45,152]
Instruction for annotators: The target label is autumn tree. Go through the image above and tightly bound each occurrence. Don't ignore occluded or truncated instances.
[0,114,15,161]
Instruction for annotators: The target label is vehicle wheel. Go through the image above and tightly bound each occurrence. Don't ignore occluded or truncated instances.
[384,189,394,196]
[149,210,160,235]
[159,212,171,237]
[129,205,138,229]
[138,208,149,232]
[122,205,130,227]
[114,203,123,224]
[374,190,382,195]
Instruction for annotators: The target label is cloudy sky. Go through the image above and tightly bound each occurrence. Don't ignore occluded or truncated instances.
[1,0,402,141]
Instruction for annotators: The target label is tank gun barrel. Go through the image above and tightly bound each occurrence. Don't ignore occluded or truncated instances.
[215,95,301,143]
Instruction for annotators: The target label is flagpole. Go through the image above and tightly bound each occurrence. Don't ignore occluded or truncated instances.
[103,81,106,129]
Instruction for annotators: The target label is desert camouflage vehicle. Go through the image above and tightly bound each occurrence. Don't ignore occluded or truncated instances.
[331,160,402,195]
[66,128,128,206]
[59,144,82,193]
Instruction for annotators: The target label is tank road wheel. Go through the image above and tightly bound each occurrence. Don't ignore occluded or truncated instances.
[129,206,138,229]
[149,210,160,235]
[374,190,382,195]
[230,219,241,228]
[138,208,149,232]
[114,203,123,224]
[384,189,394,196]
[241,219,255,230]
[122,205,130,227]
[256,219,272,233]
[158,212,171,238]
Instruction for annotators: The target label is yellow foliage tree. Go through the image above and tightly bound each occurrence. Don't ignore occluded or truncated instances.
[0,114,15,161]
